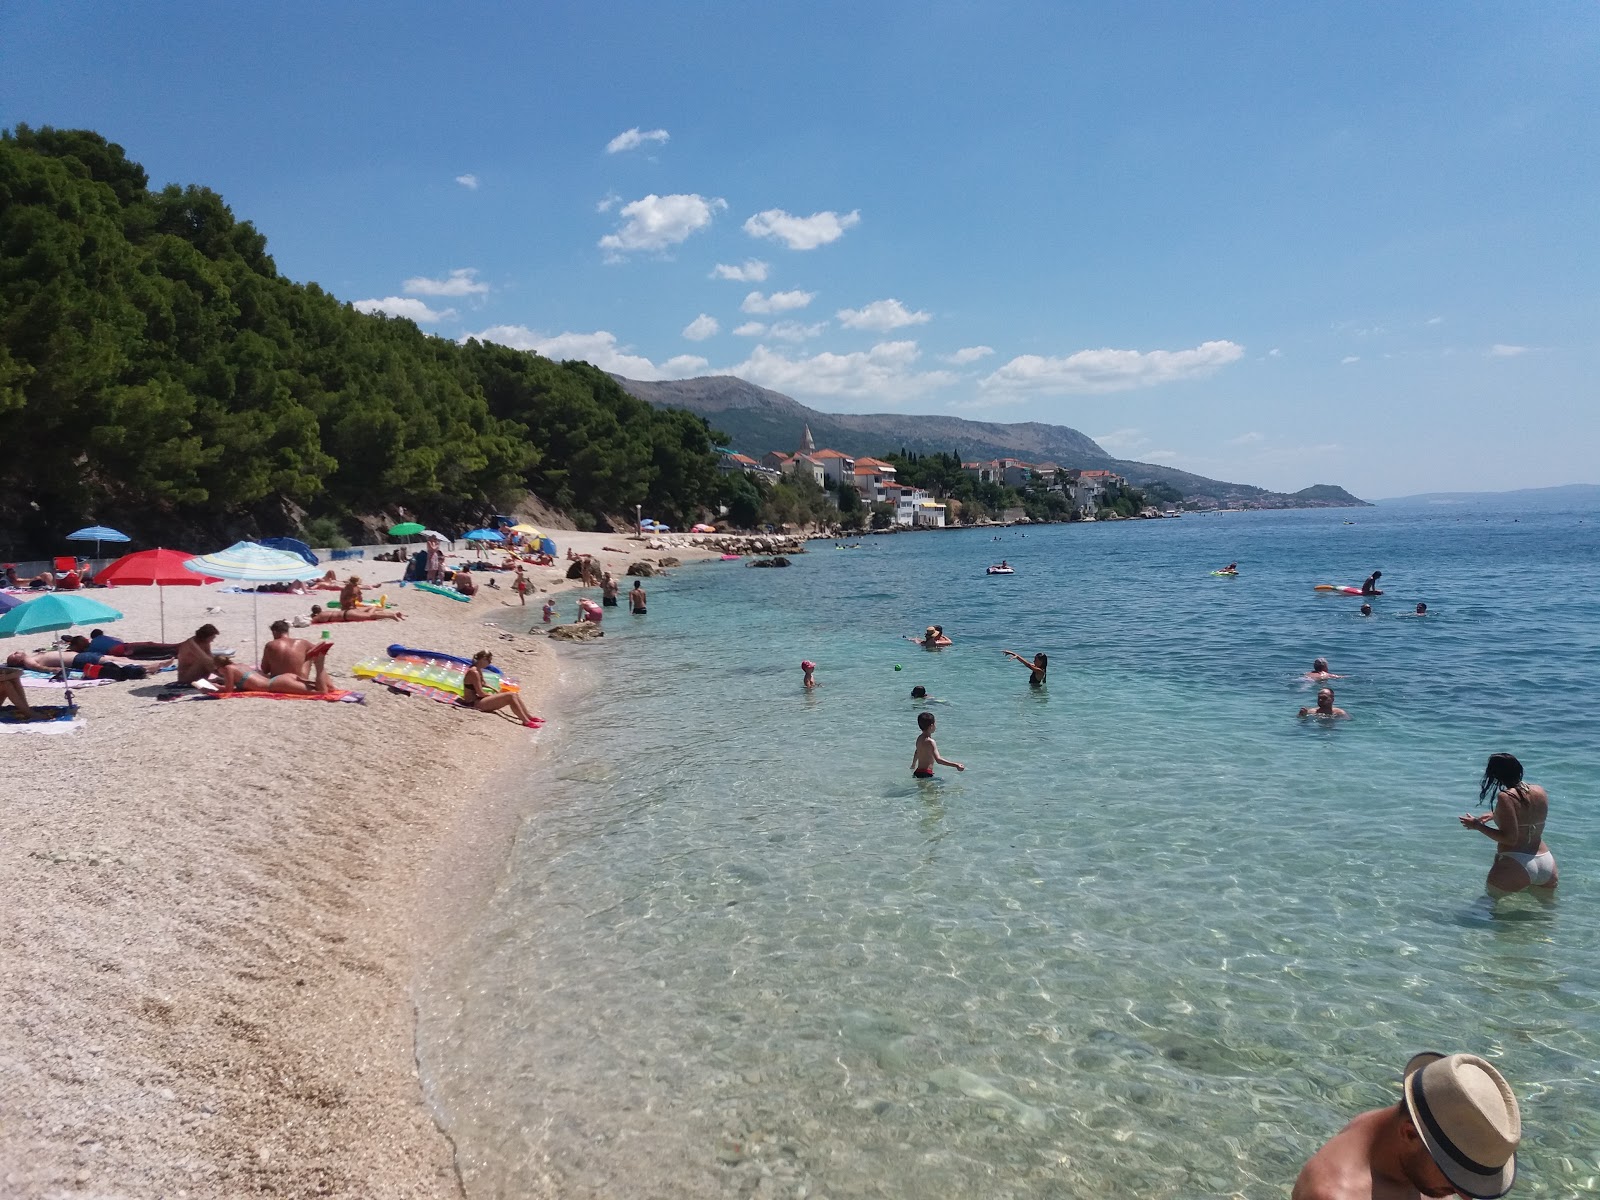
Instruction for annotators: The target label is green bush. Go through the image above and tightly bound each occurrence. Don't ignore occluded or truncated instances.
[301,516,349,548]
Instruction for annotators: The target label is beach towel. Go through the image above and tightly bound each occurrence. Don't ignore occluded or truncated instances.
[382,679,544,725]
[0,705,84,733]
[209,689,365,703]
[20,671,118,689]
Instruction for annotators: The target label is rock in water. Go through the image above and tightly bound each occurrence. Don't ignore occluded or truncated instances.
[548,623,604,640]
[626,561,656,577]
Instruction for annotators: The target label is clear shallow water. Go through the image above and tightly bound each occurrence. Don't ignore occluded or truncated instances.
[418,501,1600,1198]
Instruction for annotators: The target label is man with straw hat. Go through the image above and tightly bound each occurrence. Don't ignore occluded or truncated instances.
[1293,1052,1521,1199]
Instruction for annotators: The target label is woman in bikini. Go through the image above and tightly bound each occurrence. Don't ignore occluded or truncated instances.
[459,651,541,728]
[208,645,332,695]
[1459,752,1558,899]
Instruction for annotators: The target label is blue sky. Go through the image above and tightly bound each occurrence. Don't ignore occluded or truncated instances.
[4,1,1596,497]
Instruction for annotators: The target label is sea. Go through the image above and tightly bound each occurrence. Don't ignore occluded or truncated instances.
[415,496,1600,1199]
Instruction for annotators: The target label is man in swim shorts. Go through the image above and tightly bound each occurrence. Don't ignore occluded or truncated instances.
[629,580,647,615]
[1293,1052,1520,1200]
[5,649,161,682]
[1299,688,1350,720]
[911,711,963,778]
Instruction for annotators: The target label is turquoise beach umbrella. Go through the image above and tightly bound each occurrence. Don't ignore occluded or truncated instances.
[0,592,125,639]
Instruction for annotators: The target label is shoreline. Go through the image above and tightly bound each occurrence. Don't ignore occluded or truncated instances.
[0,531,728,1198]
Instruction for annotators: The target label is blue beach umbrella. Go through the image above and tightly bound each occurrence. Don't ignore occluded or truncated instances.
[185,541,326,658]
[0,593,22,614]
[66,524,131,561]
[463,528,504,543]
[260,537,319,566]
[0,592,125,639]
[539,537,556,557]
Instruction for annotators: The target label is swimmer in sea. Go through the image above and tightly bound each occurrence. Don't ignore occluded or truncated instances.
[1459,751,1558,899]
[1359,603,1373,617]
[1303,657,1343,682]
[1414,602,1428,616]
[1298,688,1349,720]
[1002,649,1048,687]
[911,710,963,778]
[1218,562,1239,575]
[801,659,819,689]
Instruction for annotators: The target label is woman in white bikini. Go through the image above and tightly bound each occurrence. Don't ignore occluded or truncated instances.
[1459,752,1558,899]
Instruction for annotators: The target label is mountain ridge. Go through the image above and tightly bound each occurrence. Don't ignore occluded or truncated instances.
[615,374,1368,505]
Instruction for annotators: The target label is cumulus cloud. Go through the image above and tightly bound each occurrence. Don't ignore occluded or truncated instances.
[836,298,931,332]
[403,268,490,297]
[979,340,1245,397]
[599,193,726,258]
[464,325,706,380]
[353,297,455,323]
[606,127,670,154]
[730,340,955,403]
[733,322,767,337]
[1091,428,1147,453]
[743,208,860,250]
[741,289,815,315]
[683,314,719,341]
[711,259,770,282]
[1489,343,1530,357]
[945,345,994,365]
[767,320,828,343]
[454,173,479,190]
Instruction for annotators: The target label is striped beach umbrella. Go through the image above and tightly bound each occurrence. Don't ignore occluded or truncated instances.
[185,541,325,658]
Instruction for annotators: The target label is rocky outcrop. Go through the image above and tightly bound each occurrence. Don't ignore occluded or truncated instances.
[565,561,586,580]
[657,556,681,568]
[748,556,791,568]
[626,561,656,577]
[547,622,604,640]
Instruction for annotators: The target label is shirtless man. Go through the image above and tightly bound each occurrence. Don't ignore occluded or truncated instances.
[5,648,165,682]
[1361,570,1383,596]
[629,580,647,615]
[0,664,35,720]
[911,711,963,778]
[261,619,316,679]
[1293,1052,1519,1200]
[209,644,332,695]
[176,624,221,685]
[1304,658,1344,682]
[1299,688,1350,720]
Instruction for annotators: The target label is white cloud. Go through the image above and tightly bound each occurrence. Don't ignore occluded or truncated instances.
[683,314,719,341]
[743,207,860,250]
[1426,316,1445,326]
[599,193,726,258]
[1228,431,1265,446]
[741,289,815,315]
[730,340,955,403]
[836,298,932,332]
[403,268,490,297]
[711,259,770,282]
[1145,450,1180,462]
[767,320,828,343]
[1489,343,1530,357]
[596,191,621,213]
[1266,348,1282,358]
[945,345,994,365]
[733,322,767,337]
[605,127,670,154]
[454,173,479,190]
[979,340,1245,397]
[464,325,706,381]
[1341,355,1361,365]
[353,296,455,323]
[1091,428,1147,453]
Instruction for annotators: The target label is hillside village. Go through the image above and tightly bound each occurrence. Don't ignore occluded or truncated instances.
[717,426,1148,526]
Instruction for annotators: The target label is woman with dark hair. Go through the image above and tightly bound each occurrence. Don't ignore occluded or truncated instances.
[1003,649,1048,687]
[1459,753,1558,898]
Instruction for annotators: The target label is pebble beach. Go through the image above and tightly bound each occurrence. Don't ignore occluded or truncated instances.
[0,531,723,1198]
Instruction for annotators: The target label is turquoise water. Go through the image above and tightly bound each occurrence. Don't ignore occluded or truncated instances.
[418,500,1600,1198]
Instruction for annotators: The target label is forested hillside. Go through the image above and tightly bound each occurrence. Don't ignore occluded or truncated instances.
[0,127,726,555]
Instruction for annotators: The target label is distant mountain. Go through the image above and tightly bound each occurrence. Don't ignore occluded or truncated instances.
[616,374,1367,504]
[1292,484,1370,506]
[1380,483,1600,505]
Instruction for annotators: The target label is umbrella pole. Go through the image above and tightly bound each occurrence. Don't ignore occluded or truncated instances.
[159,585,166,643]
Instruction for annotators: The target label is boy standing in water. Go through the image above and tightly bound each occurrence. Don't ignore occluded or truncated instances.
[911,711,964,778]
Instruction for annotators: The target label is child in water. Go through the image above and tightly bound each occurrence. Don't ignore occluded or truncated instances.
[801,660,819,689]
[541,597,556,624]
[911,711,963,778]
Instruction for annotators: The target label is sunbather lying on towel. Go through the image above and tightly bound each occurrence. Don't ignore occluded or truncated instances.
[68,631,182,660]
[5,649,168,682]
[309,604,404,623]
[0,665,36,720]
[208,643,332,694]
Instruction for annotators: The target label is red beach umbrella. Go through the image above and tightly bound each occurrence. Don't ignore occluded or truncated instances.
[97,548,222,641]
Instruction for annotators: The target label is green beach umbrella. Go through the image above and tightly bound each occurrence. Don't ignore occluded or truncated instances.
[389,521,426,538]
[0,592,125,639]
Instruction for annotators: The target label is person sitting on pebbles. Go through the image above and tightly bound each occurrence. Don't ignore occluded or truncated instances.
[208,642,334,695]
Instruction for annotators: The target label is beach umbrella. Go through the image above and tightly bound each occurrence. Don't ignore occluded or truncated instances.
[388,521,426,538]
[0,593,22,614]
[538,537,556,557]
[510,523,542,536]
[66,524,131,561]
[463,528,504,543]
[0,592,124,639]
[97,548,223,641]
[421,529,450,543]
[185,541,325,658]
[261,536,319,566]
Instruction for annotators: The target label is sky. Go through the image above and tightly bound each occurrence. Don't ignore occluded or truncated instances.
[3,1,1597,498]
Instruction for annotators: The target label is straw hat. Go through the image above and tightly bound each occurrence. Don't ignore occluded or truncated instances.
[1402,1052,1520,1198]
